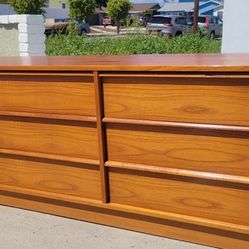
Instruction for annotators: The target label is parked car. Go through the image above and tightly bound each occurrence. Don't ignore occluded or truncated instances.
[102,16,113,26]
[191,15,223,39]
[146,15,191,38]
[139,14,152,27]
[65,19,90,35]
[45,18,67,36]
[45,18,90,36]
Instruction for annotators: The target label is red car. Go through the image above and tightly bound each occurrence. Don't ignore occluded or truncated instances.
[102,16,112,26]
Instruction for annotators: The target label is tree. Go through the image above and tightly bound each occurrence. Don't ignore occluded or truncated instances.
[7,0,46,14]
[68,0,96,20]
[107,0,131,34]
[193,0,200,32]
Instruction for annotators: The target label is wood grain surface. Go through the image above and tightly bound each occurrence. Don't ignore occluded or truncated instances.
[0,54,248,248]
[103,77,249,125]
[0,75,96,116]
[106,126,249,177]
[0,156,101,200]
[94,72,109,202]
[0,54,249,72]
[0,118,98,160]
[109,169,249,227]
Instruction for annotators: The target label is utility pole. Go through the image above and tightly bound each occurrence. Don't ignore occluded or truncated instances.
[193,0,200,32]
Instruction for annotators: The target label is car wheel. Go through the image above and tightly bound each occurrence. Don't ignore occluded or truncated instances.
[163,33,171,38]
[80,29,87,36]
[210,31,215,39]
[175,31,182,37]
[50,30,56,37]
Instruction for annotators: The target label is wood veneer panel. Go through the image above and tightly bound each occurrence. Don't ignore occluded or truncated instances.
[0,75,96,116]
[0,156,101,200]
[103,77,249,126]
[109,169,249,228]
[0,118,98,160]
[106,127,249,177]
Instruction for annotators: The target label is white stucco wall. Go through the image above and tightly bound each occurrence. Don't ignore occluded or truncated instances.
[0,23,19,56]
[0,15,45,56]
[222,0,249,53]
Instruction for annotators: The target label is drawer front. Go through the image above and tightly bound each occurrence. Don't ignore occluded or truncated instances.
[0,156,101,200]
[103,77,249,126]
[106,127,249,177]
[0,118,98,160]
[0,75,96,116]
[109,169,249,227]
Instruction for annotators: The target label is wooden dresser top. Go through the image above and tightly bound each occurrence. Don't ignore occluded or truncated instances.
[0,54,248,72]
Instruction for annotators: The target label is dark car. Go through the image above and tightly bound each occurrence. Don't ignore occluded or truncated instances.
[139,14,152,27]
[45,18,90,36]
[65,18,91,35]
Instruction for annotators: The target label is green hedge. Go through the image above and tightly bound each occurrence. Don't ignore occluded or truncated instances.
[46,33,221,56]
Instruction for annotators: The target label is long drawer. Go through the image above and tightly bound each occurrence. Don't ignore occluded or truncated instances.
[0,117,98,160]
[109,168,249,229]
[0,75,96,116]
[0,155,101,200]
[106,125,249,177]
[103,76,249,126]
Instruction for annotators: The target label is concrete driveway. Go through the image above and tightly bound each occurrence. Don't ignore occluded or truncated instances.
[0,205,215,249]
[89,25,146,36]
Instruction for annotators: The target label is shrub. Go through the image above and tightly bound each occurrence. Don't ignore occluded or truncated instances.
[7,0,46,14]
[68,0,96,20]
[46,33,221,56]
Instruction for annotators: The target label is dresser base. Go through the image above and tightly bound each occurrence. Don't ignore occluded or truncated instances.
[1,191,248,249]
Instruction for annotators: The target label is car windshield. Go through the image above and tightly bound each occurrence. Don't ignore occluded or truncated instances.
[198,17,206,23]
[190,16,206,23]
[54,19,66,23]
[64,18,80,24]
[150,17,171,24]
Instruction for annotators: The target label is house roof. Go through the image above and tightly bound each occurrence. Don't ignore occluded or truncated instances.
[159,1,222,13]
[130,3,160,13]
[159,2,197,12]
[95,3,161,15]
[199,1,222,14]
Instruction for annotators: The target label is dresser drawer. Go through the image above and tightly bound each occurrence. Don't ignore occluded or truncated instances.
[0,75,96,116]
[106,126,249,177]
[103,77,249,126]
[109,168,249,228]
[0,156,101,200]
[0,118,98,160]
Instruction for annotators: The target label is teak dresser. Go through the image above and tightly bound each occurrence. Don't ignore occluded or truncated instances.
[0,54,248,248]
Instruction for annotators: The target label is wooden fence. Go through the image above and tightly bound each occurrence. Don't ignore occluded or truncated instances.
[0,54,249,248]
